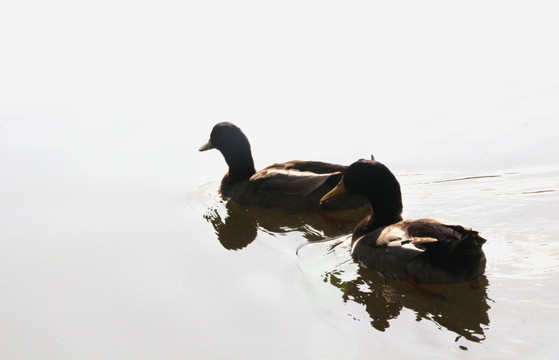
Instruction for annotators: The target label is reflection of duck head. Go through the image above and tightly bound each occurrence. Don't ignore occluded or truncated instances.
[204,198,370,250]
[324,265,491,342]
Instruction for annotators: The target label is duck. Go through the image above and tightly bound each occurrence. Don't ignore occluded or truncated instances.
[199,122,368,213]
[320,159,487,284]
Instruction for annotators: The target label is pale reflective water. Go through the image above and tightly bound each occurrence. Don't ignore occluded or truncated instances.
[3,148,559,358]
[196,167,559,357]
[2,1,559,359]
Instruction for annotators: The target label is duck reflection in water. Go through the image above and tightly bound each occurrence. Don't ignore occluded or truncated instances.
[324,259,491,343]
[204,198,370,250]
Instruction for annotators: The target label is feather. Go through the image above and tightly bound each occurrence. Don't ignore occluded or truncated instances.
[324,159,487,284]
[251,169,335,196]
[200,122,369,212]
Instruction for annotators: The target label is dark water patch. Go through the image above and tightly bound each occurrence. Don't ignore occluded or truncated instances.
[202,195,369,251]
[521,189,555,194]
[431,174,503,184]
[297,237,491,345]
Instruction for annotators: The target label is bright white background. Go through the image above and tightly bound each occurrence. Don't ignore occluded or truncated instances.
[2,1,558,177]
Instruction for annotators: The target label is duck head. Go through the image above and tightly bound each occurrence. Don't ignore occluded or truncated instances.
[321,159,403,224]
[200,122,256,177]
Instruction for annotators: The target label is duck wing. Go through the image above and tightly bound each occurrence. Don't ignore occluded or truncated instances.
[380,225,438,249]
[268,160,347,174]
[351,223,438,280]
[406,219,487,251]
[405,219,487,283]
[250,168,338,197]
[352,219,486,283]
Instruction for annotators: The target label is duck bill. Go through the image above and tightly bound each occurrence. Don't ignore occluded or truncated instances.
[320,178,348,204]
[199,140,214,151]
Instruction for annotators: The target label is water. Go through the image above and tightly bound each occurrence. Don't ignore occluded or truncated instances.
[2,2,559,359]
[4,143,558,359]
[197,168,559,357]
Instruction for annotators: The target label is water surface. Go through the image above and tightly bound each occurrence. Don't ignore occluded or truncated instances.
[199,167,559,357]
[2,124,559,359]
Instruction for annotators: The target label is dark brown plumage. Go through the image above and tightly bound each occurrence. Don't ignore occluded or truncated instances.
[321,159,487,284]
[199,122,368,213]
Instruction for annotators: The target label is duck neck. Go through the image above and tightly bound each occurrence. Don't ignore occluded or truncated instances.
[222,146,256,181]
[352,206,403,240]
[368,195,404,228]
[370,208,403,228]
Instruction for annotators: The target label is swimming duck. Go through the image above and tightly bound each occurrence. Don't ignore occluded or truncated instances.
[199,122,368,213]
[320,159,487,284]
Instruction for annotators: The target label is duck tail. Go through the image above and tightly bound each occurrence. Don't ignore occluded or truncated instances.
[445,226,487,272]
[421,225,487,275]
[468,229,487,247]
[446,225,486,249]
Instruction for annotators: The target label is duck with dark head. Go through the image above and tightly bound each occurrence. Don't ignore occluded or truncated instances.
[200,122,369,213]
[321,159,487,284]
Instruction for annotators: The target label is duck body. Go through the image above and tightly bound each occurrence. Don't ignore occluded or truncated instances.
[221,159,368,213]
[352,218,487,284]
[200,122,368,213]
[321,159,487,284]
